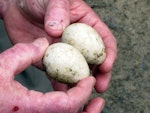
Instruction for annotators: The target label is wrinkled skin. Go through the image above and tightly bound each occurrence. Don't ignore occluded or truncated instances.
[0,0,117,112]
[0,38,105,113]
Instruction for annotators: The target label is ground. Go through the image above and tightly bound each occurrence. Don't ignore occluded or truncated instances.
[84,0,150,113]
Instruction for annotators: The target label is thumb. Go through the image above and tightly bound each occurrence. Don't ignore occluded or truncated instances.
[0,38,49,78]
[44,0,70,37]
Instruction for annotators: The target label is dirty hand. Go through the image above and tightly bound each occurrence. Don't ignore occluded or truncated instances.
[1,0,117,93]
[0,38,104,113]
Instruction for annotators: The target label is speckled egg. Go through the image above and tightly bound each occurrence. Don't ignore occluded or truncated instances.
[62,23,106,65]
[43,43,90,84]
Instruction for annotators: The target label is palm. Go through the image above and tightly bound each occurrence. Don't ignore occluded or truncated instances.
[0,0,117,112]
[3,1,55,44]
[1,76,92,113]
[2,0,117,93]
[0,38,99,113]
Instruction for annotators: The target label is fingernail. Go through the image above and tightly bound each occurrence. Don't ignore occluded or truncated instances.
[32,38,49,47]
[89,76,96,85]
[98,98,105,111]
[47,21,64,31]
[18,0,24,9]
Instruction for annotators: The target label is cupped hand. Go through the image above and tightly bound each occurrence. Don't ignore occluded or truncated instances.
[2,0,117,93]
[0,38,105,113]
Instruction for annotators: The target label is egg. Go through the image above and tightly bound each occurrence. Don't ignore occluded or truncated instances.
[43,43,90,84]
[62,23,106,65]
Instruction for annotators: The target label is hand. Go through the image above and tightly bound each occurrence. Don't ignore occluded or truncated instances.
[0,38,104,113]
[1,0,117,92]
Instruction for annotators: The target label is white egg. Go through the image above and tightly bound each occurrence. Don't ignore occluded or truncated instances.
[62,23,106,65]
[43,43,90,84]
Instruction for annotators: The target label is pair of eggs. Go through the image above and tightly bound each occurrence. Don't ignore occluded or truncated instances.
[43,23,106,84]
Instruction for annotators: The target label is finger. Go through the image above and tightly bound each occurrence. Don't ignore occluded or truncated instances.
[67,76,96,113]
[99,47,117,73]
[51,79,69,92]
[82,11,117,73]
[46,75,69,91]
[70,1,117,72]
[45,0,70,37]
[0,38,49,78]
[98,24,117,73]
[95,72,112,93]
[84,97,105,113]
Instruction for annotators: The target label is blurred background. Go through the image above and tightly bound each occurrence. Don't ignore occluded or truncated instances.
[0,0,150,113]
[85,0,150,113]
